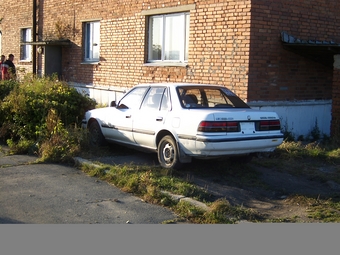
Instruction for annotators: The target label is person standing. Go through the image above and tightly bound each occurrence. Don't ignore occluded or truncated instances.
[0,55,5,80]
[2,54,16,80]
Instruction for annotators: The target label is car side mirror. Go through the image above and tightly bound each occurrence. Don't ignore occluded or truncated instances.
[110,101,116,107]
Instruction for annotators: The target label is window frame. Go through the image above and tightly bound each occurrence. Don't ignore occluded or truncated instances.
[141,4,195,67]
[147,12,189,64]
[20,28,32,62]
[83,20,100,63]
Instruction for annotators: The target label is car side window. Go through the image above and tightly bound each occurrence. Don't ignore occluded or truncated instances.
[141,87,168,111]
[118,87,149,109]
[160,89,170,111]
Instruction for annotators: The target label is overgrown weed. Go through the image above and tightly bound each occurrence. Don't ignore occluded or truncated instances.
[0,75,96,161]
[285,194,340,222]
[253,141,340,180]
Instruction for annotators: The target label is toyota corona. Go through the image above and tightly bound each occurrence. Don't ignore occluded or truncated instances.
[82,83,284,169]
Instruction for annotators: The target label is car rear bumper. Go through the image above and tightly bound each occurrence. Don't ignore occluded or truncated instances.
[179,135,284,156]
[195,134,284,143]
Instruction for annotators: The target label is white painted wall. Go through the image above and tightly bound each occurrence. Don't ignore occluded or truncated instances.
[248,100,332,139]
[72,83,332,140]
[70,83,128,107]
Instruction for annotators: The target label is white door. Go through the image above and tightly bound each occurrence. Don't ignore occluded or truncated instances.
[105,87,149,145]
[133,87,170,149]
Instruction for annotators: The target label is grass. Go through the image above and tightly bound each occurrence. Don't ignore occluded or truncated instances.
[255,141,340,184]
[172,199,262,224]
[283,194,340,222]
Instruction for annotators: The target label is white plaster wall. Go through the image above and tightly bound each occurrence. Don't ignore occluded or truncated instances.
[248,100,332,139]
[71,83,128,107]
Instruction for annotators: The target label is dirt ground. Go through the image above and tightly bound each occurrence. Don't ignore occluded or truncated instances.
[181,157,340,222]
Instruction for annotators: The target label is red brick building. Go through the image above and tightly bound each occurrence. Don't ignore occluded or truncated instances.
[1,0,339,140]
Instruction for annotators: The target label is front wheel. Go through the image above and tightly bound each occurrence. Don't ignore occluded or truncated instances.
[89,121,106,147]
[157,135,182,169]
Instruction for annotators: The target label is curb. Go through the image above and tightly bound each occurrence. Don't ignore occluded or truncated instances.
[160,191,210,211]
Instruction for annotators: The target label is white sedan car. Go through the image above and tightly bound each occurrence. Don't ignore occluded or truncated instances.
[82,83,284,169]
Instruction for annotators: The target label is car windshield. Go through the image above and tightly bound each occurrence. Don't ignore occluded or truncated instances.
[177,86,250,109]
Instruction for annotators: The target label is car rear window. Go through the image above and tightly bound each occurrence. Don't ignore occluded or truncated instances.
[177,86,250,109]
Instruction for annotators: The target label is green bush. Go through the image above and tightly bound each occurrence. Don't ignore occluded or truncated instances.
[0,75,96,159]
[0,80,18,100]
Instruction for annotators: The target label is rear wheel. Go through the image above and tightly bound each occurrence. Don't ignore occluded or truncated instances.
[157,135,182,169]
[89,121,106,147]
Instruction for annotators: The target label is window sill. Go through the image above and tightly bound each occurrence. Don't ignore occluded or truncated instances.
[19,60,32,63]
[144,62,188,67]
[81,61,100,65]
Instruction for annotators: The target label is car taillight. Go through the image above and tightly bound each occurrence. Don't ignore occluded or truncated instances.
[256,120,281,131]
[198,121,239,132]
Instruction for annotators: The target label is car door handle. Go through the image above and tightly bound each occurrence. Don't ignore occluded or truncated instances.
[126,115,131,118]
[156,117,163,121]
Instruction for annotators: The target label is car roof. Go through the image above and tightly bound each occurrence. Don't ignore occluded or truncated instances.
[134,83,225,88]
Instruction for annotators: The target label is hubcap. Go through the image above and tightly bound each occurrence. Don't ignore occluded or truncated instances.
[162,142,174,164]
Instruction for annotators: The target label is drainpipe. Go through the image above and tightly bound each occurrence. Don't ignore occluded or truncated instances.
[32,0,37,75]
[331,55,340,139]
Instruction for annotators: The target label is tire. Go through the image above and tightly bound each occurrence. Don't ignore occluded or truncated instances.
[89,121,106,147]
[157,135,182,169]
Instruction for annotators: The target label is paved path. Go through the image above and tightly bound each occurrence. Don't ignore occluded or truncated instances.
[0,148,178,224]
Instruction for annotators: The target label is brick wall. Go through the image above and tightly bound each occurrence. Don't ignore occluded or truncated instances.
[247,0,338,102]
[0,1,33,76]
[188,1,252,100]
[25,0,254,101]
[0,0,338,103]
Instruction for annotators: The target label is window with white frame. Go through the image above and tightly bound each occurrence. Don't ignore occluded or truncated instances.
[148,12,189,63]
[21,28,32,61]
[84,21,100,62]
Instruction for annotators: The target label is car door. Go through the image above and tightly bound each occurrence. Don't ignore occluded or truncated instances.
[105,86,149,145]
[132,87,170,149]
